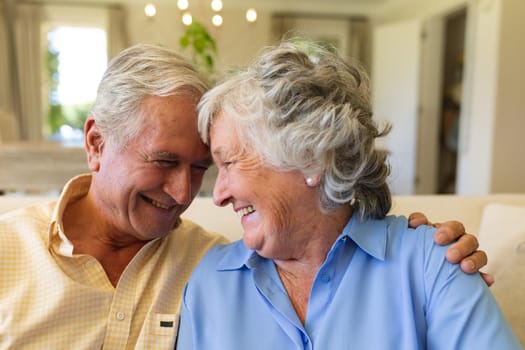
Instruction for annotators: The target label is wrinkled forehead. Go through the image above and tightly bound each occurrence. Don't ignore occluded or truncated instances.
[209,112,246,156]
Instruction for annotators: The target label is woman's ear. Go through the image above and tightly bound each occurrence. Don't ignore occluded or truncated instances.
[84,116,104,172]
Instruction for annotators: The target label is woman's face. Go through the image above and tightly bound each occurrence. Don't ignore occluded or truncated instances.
[209,112,321,259]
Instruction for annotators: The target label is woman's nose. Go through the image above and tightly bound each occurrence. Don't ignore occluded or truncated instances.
[212,168,231,207]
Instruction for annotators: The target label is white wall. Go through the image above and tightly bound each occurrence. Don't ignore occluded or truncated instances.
[372,19,421,195]
[375,0,467,22]
[0,1,14,113]
[123,3,369,75]
[21,0,524,194]
[378,0,525,194]
[490,0,525,193]
[456,0,500,194]
[126,0,525,195]
[454,0,525,194]
[125,3,274,76]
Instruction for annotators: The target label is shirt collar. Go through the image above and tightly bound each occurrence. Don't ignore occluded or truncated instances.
[216,239,255,271]
[344,215,387,261]
[216,213,388,271]
[48,173,92,255]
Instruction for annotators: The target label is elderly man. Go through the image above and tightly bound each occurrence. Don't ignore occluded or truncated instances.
[0,44,486,349]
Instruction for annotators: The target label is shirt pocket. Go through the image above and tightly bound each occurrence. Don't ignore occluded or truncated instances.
[136,312,178,349]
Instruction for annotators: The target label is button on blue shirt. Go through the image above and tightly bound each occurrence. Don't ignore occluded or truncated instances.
[177,215,521,349]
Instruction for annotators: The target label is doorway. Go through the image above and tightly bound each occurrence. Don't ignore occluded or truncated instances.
[437,9,466,193]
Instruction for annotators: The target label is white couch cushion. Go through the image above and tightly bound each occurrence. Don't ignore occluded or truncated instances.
[478,203,525,345]
[390,194,525,233]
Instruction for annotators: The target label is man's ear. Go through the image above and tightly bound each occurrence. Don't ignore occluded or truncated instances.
[84,116,104,172]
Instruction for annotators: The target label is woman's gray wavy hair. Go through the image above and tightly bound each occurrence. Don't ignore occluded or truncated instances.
[90,43,210,149]
[199,41,391,219]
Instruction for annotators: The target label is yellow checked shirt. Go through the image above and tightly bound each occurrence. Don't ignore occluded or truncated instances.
[0,174,227,349]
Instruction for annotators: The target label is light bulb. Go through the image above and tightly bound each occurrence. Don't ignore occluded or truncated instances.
[212,14,223,27]
[211,0,223,12]
[182,12,193,25]
[177,0,189,11]
[144,3,157,17]
[246,8,257,23]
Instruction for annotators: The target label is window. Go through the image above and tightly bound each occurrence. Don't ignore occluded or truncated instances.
[45,26,107,145]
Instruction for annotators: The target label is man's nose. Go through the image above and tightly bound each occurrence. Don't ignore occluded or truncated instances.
[164,167,192,205]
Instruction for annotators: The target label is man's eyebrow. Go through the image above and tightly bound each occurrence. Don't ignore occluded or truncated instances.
[150,151,213,167]
[151,151,178,159]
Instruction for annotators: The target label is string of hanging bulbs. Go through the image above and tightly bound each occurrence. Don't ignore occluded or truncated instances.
[144,1,258,27]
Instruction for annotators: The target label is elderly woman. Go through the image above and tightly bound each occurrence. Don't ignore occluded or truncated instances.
[176,42,520,349]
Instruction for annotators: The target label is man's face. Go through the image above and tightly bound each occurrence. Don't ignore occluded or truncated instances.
[90,94,211,242]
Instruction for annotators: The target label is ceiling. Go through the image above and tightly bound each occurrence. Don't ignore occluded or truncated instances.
[175,0,410,16]
[22,0,410,16]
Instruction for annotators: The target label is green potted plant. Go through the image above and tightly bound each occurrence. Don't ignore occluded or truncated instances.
[179,21,218,76]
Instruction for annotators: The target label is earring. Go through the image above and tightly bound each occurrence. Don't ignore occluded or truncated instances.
[306,177,315,186]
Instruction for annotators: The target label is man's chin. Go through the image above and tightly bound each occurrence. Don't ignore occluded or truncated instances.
[171,217,182,230]
[138,217,181,241]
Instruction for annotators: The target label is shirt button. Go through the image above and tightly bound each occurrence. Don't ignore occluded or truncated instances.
[302,333,310,344]
[116,311,126,321]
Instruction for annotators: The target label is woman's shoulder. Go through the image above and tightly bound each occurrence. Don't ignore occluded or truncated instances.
[379,215,452,272]
[205,239,245,260]
[189,239,249,277]
[383,214,438,249]
[382,215,467,290]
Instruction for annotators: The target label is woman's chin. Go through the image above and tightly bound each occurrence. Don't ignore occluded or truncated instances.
[242,231,264,251]
[241,233,257,249]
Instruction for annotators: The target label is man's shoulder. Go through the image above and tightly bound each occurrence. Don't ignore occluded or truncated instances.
[0,201,56,260]
[176,218,230,243]
[167,218,230,260]
[0,200,56,231]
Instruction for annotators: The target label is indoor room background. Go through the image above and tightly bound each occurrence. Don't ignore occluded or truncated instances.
[0,0,523,196]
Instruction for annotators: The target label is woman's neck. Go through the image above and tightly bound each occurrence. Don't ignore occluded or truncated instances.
[273,203,352,324]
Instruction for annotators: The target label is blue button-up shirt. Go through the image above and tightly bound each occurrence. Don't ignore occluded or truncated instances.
[177,215,520,349]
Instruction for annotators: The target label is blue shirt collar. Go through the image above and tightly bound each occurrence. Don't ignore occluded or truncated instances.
[346,215,387,261]
[216,214,388,271]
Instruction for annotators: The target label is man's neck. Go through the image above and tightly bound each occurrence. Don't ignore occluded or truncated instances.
[62,194,148,287]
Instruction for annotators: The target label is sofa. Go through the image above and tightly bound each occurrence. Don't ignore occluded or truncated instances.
[1,193,524,345]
